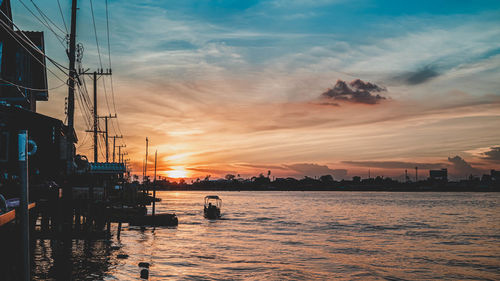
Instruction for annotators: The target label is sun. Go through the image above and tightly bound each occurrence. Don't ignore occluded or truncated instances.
[166,168,188,178]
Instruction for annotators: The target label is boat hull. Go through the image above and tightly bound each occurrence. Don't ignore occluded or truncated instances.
[204,208,221,219]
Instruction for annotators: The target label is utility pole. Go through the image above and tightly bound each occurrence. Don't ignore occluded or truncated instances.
[98,114,116,162]
[78,68,112,162]
[117,144,126,162]
[85,124,105,163]
[120,152,128,164]
[66,0,77,175]
[415,166,418,182]
[123,158,130,170]
[111,135,123,162]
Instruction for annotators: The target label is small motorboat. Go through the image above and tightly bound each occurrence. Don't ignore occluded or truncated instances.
[204,195,222,219]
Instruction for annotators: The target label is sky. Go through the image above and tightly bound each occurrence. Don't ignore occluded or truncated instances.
[10,0,500,181]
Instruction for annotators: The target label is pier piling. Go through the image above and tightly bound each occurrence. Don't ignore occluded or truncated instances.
[18,130,30,281]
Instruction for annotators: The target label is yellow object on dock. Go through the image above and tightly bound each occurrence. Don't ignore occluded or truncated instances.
[0,203,36,227]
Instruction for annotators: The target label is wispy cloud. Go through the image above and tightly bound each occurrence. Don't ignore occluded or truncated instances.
[10,0,499,179]
[342,160,445,170]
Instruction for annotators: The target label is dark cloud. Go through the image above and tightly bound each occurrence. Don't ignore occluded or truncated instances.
[321,79,387,104]
[342,160,444,170]
[283,163,347,179]
[188,167,238,175]
[447,155,481,176]
[397,65,440,85]
[481,146,500,163]
[237,163,289,170]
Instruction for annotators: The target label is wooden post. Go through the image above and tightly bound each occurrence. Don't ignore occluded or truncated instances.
[18,130,30,281]
[117,222,122,239]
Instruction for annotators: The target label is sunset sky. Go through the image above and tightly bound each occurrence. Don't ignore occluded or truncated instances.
[11,0,500,181]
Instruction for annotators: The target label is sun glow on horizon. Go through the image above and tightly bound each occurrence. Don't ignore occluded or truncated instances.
[166,167,189,178]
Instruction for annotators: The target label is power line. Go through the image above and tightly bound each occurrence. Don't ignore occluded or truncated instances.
[0,10,70,72]
[89,0,103,68]
[105,0,117,115]
[28,0,67,35]
[89,0,113,120]
[16,0,67,48]
[56,0,68,33]
[90,0,124,146]
[0,78,66,91]
[104,0,125,143]
[0,18,70,86]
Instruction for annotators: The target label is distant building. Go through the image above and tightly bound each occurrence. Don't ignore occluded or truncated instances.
[491,170,500,181]
[429,168,447,182]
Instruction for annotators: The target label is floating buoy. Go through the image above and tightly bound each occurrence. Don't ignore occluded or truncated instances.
[140,268,149,279]
[138,262,150,268]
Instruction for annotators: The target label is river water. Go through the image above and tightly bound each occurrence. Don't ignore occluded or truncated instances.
[33,191,500,280]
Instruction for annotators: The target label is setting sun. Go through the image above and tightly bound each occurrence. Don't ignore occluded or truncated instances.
[166,168,189,178]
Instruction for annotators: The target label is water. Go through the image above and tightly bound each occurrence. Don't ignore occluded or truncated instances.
[33,191,500,280]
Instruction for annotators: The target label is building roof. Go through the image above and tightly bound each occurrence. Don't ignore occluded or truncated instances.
[89,162,126,174]
[0,103,77,142]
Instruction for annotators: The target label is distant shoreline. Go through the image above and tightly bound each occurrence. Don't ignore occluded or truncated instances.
[148,185,500,192]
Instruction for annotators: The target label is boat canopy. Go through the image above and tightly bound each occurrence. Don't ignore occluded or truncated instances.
[204,195,222,208]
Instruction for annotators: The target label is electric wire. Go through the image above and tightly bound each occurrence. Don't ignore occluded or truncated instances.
[0,18,71,86]
[89,0,103,68]
[89,0,113,127]
[0,11,71,73]
[0,78,66,91]
[104,0,125,144]
[56,0,68,33]
[17,0,67,48]
[28,0,67,35]
[105,0,117,115]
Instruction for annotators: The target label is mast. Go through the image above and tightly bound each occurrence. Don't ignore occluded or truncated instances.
[144,137,148,182]
[93,71,97,162]
[153,150,157,216]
